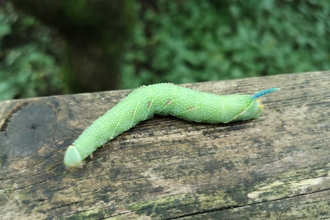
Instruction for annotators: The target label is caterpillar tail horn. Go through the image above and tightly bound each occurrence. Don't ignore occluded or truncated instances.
[252,88,280,100]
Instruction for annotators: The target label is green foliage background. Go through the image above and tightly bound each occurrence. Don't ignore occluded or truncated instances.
[121,0,330,88]
[1,0,330,100]
[0,3,63,100]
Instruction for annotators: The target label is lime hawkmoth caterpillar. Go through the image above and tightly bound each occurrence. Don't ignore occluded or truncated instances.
[64,83,279,168]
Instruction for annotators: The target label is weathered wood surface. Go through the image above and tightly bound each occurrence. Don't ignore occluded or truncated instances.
[1,71,330,219]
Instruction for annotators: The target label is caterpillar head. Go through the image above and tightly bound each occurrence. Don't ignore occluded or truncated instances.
[64,145,84,168]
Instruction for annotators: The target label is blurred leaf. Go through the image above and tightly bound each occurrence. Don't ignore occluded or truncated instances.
[0,2,63,100]
[0,24,10,37]
[121,0,330,89]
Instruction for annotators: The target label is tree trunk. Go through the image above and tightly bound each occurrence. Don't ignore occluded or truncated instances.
[10,0,135,92]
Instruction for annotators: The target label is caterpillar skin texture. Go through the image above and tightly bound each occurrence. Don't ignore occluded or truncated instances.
[64,83,279,168]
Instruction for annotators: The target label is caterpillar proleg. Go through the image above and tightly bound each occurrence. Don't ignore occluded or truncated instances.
[64,83,279,168]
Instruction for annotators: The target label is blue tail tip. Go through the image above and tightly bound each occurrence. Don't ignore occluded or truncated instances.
[252,88,280,99]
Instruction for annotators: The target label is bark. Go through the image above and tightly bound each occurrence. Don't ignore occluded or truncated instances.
[1,71,330,219]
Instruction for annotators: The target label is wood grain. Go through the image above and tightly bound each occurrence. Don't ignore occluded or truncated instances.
[1,71,330,219]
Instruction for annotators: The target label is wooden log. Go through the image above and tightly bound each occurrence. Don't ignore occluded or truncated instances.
[1,71,330,219]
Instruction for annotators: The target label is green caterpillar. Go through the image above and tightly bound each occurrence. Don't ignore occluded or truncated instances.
[64,83,279,168]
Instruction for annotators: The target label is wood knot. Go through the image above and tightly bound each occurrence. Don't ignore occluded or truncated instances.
[0,102,57,158]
